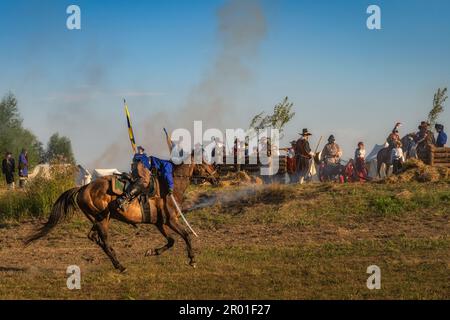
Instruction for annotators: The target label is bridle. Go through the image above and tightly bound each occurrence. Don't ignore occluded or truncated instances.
[173,165,218,181]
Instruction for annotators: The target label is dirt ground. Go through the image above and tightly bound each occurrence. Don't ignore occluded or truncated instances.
[0,182,449,299]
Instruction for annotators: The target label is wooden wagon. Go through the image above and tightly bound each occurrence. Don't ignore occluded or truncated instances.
[215,155,288,176]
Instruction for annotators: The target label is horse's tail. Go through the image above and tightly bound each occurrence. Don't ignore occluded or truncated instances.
[24,187,81,246]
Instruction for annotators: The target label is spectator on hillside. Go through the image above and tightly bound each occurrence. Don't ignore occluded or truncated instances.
[391,141,405,175]
[18,148,29,188]
[354,141,368,180]
[286,140,297,183]
[435,124,447,147]
[2,152,15,190]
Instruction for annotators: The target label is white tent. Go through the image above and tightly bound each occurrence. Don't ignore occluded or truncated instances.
[92,169,121,180]
[28,164,51,180]
[76,165,92,186]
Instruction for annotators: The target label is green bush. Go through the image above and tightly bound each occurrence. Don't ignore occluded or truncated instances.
[0,165,76,221]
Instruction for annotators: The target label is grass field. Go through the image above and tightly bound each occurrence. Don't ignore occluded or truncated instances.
[0,181,449,299]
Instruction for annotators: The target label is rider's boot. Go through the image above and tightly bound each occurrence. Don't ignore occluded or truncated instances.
[117,183,143,210]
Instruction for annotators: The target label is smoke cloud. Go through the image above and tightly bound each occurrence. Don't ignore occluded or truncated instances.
[91,0,267,170]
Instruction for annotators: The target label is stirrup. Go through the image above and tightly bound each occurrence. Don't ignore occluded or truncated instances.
[117,197,129,210]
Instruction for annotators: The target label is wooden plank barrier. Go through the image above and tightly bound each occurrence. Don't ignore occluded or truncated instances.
[430,146,450,168]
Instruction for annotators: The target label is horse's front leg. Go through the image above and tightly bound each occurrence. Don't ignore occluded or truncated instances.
[167,217,196,268]
[94,216,127,273]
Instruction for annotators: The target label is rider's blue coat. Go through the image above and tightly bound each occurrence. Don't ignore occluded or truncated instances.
[149,156,174,190]
[133,153,175,191]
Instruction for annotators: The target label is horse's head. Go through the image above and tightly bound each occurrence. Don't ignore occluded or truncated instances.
[194,161,220,186]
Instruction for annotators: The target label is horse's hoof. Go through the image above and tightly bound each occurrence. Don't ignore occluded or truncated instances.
[145,249,157,257]
[189,262,197,268]
[118,266,128,273]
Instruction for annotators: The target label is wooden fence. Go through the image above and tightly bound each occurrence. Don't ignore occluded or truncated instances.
[430,146,450,168]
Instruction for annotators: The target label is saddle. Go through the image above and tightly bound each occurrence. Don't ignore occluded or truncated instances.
[111,173,158,223]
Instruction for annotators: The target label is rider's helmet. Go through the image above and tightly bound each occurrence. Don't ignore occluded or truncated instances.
[137,146,145,154]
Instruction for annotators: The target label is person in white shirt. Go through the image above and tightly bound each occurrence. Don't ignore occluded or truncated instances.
[390,141,404,174]
[354,142,368,179]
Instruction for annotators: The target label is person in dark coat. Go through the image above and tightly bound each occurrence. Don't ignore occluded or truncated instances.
[295,128,314,184]
[2,152,16,190]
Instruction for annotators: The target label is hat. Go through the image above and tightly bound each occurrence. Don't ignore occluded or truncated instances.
[290,140,297,145]
[137,146,145,152]
[328,135,335,142]
[435,123,444,130]
[299,128,312,136]
[418,121,430,130]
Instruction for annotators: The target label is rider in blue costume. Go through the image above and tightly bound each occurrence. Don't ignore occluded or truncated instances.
[117,146,175,210]
[148,155,175,194]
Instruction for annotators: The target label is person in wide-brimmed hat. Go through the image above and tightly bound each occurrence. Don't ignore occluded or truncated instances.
[416,121,436,145]
[294,128,315,184]
[299,128,312,137]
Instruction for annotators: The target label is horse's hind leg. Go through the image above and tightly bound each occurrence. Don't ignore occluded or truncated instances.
[145,223,175,257]
[168,219,196,268]
[94,219,127,273]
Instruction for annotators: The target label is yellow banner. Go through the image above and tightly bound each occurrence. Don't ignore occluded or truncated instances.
[124,100,137,154]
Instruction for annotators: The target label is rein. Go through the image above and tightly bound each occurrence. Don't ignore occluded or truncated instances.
[173,174,215,180]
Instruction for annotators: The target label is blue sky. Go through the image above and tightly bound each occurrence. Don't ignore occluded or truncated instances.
[0,0,449,169]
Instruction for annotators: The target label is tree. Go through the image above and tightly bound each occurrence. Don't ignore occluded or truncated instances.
[0,92,43,166]
[249,97,295,138]
[428,87,447,127]
[46,133,75,164]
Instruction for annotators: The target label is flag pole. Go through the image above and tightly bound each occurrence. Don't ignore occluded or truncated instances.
[124,99,137,154]
[163,128,173,154]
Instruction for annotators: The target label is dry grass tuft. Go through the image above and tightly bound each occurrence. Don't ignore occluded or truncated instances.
[384,159,449,183]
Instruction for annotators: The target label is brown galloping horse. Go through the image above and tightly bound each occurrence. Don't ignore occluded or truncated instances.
[25,157,219,272]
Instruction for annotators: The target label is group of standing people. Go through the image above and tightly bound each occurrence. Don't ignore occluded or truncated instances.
[286,129,347,184]
[1,149,29,190]
[285,120,447,183]
[385,121,447,174]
